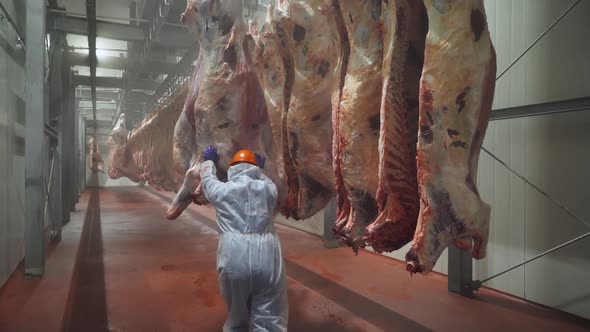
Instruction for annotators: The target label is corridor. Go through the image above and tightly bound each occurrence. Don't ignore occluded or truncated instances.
[0,187,588,332]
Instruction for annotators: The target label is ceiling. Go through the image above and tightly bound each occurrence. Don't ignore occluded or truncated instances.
[48,0,263,136]
[47,0,194,134]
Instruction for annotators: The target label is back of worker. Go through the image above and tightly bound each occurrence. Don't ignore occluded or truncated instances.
[199,147,288,332]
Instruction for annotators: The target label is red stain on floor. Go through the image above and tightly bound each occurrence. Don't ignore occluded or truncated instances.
[193,272,223,308]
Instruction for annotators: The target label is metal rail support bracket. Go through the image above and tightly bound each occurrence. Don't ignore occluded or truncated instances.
[448,244,474,296]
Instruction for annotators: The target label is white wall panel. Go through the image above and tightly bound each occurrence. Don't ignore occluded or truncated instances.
[0,18,25,287]
[522,112,590,318]
[476,0,590,318]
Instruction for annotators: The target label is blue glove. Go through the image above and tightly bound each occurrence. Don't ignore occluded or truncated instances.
[255,153,265,169]
[203,145,219,163]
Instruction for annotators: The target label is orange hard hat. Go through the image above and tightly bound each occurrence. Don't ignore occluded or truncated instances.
[229,149,258,167]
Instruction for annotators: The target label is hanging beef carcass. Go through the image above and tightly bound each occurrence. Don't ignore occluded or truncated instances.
[88,135,105,173]
[167,0,281,220]
[108,113,142,182]
[107,84,189,190]
[110,113,129,146]
[364,0,426,253]
[330,0,384,250]
[405,0,496,274]
[131,84,189,190]
[249,0,337,219]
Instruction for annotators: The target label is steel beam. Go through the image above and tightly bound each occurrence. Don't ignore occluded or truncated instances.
[146,44,197,114]
[75,88,149,102]
[490,97,590,121]
[24,0,46,278]
[86,119,116,128]
[86,0,97,136]
[48,15,144,41]
[47,14,193,47]
[118,0,189,123]
[65,51,189,74]
[75,88,118,100]
[76,75,161,91]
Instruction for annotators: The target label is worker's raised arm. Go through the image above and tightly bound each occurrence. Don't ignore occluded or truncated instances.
[199,146,224,203]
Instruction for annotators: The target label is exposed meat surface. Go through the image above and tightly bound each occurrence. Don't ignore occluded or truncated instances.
[331,0,383,250]
[107,113,141,182]
[364,0,426,253]
[405,0,496,274]
[107,85,189,190]
[250,0,337,219]
[88,135,105,174]
[167,0,280,220]
[251,21,292,216]
[110,113,129,146]
[169,57,204,217]
[133,0,499,272]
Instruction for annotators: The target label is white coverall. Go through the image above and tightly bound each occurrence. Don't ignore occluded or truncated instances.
[200,160,288,332]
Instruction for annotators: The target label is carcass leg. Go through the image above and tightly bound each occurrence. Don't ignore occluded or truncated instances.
[403,0,497,274]
[330,0,351,239]
[167,159,206,220]
[168,106,199,220]
[364,0,425,253]
[331,0,383,251]
[173,110,197,178]
[337,73,382,250]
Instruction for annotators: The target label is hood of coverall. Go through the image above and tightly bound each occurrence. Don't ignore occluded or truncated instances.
[227,162,264,182]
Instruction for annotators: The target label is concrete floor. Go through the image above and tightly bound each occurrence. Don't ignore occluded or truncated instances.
[1,187,589,332]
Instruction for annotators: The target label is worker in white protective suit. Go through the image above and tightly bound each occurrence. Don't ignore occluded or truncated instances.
[198,145,288,332]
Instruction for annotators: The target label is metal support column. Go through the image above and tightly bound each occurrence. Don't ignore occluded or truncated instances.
[61,66,74,223]
[83,118,87,191]
[83,119,87,191]
[448,244,473,296]
[74,106,80,206]
[323,199,340,248]
[24,0,47,278]
[50,140,62,242]
[48,33,65,243]
[71,75,78,203]
[79,115,86,193]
